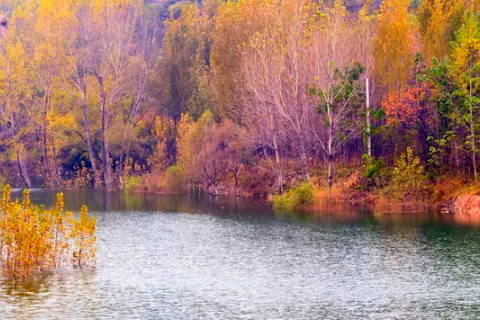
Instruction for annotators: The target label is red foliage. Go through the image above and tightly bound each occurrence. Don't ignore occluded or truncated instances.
[382,85,430,126]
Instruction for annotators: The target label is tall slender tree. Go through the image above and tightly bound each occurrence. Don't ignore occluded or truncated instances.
[450,11,480,179]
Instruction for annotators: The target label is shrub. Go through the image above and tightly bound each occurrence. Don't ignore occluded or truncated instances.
[362,154,389,189]
[381,147,430,200]
[273,182,315,212]
[123,166,187,193]
[124,175,143,192]
[237,160,277,197]
[163,165,186,193]
[0,186,96,278]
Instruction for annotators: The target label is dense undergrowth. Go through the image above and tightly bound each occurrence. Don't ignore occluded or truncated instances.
[273,148,476,214]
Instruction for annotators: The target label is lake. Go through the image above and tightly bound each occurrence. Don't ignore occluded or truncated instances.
[1,190,480,319]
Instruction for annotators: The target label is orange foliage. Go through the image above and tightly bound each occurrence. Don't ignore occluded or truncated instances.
[454,194,480,216]
[313,173,372,207]
[382,85,431,126]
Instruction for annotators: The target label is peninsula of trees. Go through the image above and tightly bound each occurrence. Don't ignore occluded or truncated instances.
[1,0,480,211]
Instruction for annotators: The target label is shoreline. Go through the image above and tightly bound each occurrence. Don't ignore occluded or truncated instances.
[7,178,480,216]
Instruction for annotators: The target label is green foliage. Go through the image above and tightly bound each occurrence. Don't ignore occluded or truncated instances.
[451,11,480,110]
[426,132,456,175]
[308,62,365,187]
[273,182,315,212]
[447,11,480,177]
[362,154,389,189]
[426,58,458,119]
[158,2,216,121]
[309,62,366,121]
[382,147,430,200]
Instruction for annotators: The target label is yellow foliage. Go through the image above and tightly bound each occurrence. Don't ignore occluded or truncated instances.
[212,0,280,120]
[418,0,464,60]
[451,13,480,85]
[0,185,96,278]
[373,0,418,91]
[70,205,96,267]
[177,111,214,185]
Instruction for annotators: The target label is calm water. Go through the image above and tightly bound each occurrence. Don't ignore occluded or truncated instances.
[2,190,480,319]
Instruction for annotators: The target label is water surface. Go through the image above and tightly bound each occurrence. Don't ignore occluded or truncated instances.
[1,190,480,319]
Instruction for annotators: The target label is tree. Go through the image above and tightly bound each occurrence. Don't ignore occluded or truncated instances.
[358,4,377,158]
[28,0,78,188]
[74,0,150,189]
[238,0,317,187]
[158,1,216,121]
[309,63,365,188]
[450,11,480,179]
[211,0,279,122]
[373,0,417,91]
[383,86,429,126]
[381,82,436,161]
[424,58,463,174]
[383,147,430,200]
[178,110,244,194]
[0,37,34,188]
[418,0,464,61]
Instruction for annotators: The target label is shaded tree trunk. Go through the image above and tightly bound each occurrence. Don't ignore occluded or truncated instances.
[119,62,147,177]
[16,147,31,189]
[42,86,56,188]
[470,108,477,179]
[327,104,334,189]
[470,79,477,180]
[365,77,372,157]
[98,78,113,190]
[273,132,283,194]
[327,153,334,189]
[80,87,101,188]
[300,143,310,181]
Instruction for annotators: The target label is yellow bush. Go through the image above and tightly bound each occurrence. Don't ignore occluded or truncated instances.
[163,165,187,193]
[0,185,96,278]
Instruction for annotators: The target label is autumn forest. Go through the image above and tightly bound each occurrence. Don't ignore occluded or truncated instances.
[1,0,480,211]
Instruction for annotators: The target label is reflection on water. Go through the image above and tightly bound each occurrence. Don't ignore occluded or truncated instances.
[25,189,273,217]
[2,190,480,319]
